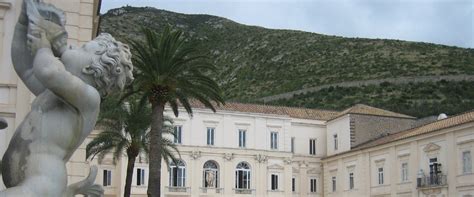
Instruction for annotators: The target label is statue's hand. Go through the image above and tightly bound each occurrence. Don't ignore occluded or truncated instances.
[27,30,51,55]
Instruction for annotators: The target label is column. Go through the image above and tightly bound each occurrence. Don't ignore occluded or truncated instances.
[299,161,308,197]
[223,153,234,196]
[390,146,397,196]
[284,158,292,197]
[446,132,456,196]
[409,141,418,195]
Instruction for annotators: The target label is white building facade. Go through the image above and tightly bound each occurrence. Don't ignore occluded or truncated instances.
[322,111,474,197]
[90,103,474,197]
[92,103,338,197]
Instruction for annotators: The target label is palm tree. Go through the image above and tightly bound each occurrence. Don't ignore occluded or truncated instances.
[86,97,179,197]
[127,27,225,196]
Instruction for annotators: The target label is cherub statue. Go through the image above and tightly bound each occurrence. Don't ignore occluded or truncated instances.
[1,0,133,196]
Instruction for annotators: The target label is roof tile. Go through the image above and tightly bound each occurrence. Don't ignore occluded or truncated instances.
[188,101,339,120]
[349,110,474,152]
[333,104,415,120]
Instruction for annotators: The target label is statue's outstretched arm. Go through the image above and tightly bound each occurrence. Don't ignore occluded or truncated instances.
[31,36,100,111]
[11,0,46,96]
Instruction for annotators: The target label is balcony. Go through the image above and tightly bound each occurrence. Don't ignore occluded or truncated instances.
[233,188,254,194]
[166,186,191,193]
[417,174,447,188]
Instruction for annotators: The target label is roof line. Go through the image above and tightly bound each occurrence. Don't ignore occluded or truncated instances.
[323,110,474,159]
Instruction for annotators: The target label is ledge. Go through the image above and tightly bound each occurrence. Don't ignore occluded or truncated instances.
[371,184,390,188]
[457,172,474,177]
[397,181,412,185]
[343,188,359,192]
[0,83,17,88]
[267,190,284,192]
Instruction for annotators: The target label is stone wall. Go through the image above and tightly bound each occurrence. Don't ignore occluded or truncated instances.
[350,114,416,147]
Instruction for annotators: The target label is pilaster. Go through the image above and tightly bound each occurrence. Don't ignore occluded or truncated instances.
[284,158,293,197]
[446,132,457,196]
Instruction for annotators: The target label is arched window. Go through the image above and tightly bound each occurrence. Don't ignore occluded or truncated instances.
[169,160,186,187]
[203,161,219,188]
[235,162,251,189]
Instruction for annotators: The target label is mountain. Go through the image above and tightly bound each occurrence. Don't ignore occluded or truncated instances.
[100,6,474,117]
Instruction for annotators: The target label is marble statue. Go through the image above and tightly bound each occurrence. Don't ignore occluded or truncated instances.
[205,171,216,188]
[1,0,133,196]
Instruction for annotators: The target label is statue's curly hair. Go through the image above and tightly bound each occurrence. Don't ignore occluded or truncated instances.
[82,33,134,96]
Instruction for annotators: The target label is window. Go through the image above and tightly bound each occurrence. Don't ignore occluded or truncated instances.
[333,134,338,150]
[136,168,145,186]
[203,161,219,188]
[332,176,336,192]
[207,127,215,145]
[309,139,316,155]
[292,177,296,192]
[291,137,295,153]
[170,160,186,187]
[174,126,182,144]
[235,162,251,189]
[349,172,354,190]
[103,170,112,186]
[239,129,246,148]
[270,132,278,150]
[401,163,408,182]
[378,167,384,185]
[271,174,278,191]
[310,178,317,193]
[463,151,472,174]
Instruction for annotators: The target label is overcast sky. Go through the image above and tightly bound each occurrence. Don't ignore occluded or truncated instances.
[101,0,473,48]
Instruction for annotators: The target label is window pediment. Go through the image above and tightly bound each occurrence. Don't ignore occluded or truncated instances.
[203,120,219,127]
[423,143,441,153]
[267,164,284,170]
[375,158,386,167]
[346,165,356,172]
[307,167,320,174]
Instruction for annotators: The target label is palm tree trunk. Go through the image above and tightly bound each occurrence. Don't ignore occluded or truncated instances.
[124,154,137,197]
[147,102,165,197]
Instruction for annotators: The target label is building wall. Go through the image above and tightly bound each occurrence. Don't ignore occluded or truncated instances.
[90,108,327,197]
[322,122,474,197]
[326,115,351,156]
[350,114,416,147]
[0,0,99,189]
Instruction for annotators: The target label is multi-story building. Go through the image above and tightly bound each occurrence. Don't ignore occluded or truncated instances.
[0,1,473,197]
[89,102,474,197]
[322,110,474,197]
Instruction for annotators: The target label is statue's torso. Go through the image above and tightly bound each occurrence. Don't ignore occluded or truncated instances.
[2,90,98,187]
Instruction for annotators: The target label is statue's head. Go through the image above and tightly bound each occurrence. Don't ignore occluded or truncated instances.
[80,33,134,96]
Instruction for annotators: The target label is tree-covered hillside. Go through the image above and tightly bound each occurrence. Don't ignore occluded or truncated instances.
[100,7,474,117]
